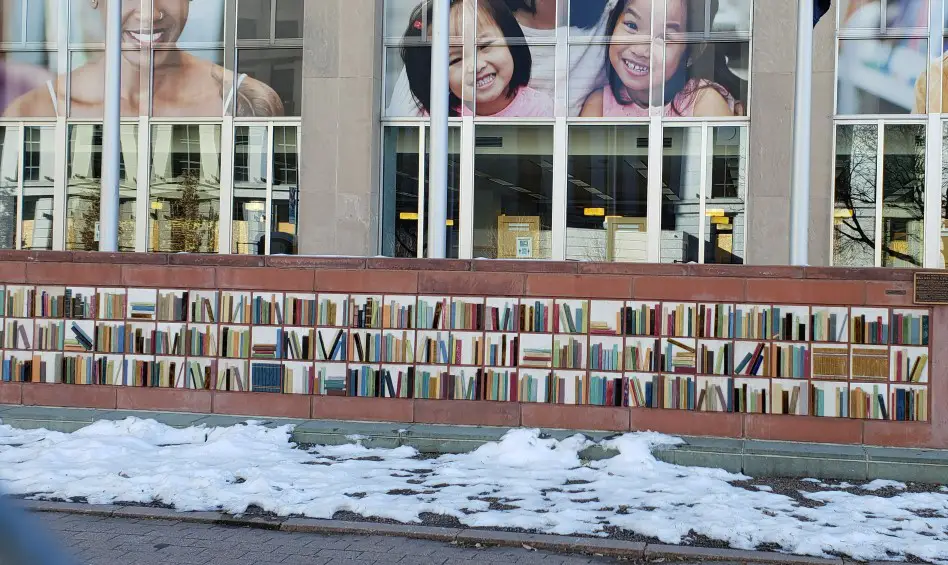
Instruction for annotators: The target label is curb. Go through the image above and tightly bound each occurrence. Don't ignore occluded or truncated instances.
[15,499,847,565]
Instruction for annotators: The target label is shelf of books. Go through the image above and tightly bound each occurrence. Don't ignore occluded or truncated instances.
[0,288,934,422]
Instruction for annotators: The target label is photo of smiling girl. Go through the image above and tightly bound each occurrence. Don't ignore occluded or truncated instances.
[581,0,745,118]
[2,0,284,118]
[401,0,554,117]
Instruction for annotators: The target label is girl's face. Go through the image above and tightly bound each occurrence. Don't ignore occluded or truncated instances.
[608,0,688,99]
[447,5,515,115]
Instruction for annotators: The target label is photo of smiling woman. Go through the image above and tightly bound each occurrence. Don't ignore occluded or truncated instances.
[2,0,284,118]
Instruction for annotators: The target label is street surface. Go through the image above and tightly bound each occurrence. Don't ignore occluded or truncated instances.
[36,512,625,565]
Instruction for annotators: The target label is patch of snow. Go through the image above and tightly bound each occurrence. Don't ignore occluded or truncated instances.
[755,485,774,492]
[1,419,946,564]
[861,479,907,492]
[802,478,822,483]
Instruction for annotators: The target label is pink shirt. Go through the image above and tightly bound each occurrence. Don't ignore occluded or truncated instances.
[440,87,554,117]
[602,79,738,118]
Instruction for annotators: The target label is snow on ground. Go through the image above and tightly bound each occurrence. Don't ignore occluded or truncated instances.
[1,418,946,563]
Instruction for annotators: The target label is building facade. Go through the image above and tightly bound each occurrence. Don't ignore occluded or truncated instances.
[0,0,945,269]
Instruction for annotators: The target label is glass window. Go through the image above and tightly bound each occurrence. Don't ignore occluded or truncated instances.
[149,124,222,253]
[232,125,268,255]
[662,126,703,264]
[20,125,54,251]
[833,123,879,267]
[381,126,421,258]
[66,124,139,252]
[423,127,461,258]
[942,122,948,268]
[0,126,18,250]
[473,125,553,260]
[235,48,302,116]
[275,0,304,39]
[0,50,58,118]
[152,48,227,118]
[837,39,929,115]
[705,126,746,264]
[881,123,924,267]
[840,0,930,33]
[270,125,299,254]
[238,0,273,40]
[566,125,649,262]
[1,0,58,44]
[660,41,749,117]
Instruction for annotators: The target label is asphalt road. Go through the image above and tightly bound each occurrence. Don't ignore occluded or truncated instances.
[36,512,628,565]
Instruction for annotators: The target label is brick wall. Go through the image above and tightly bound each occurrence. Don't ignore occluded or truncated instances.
[0,251,944,449]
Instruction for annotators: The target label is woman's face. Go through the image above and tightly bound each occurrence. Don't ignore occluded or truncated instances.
[109,0,190,67]
[447,6,515,115]
[608,0,688,97]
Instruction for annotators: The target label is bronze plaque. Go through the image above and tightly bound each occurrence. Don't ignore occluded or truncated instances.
[914,272,948,304]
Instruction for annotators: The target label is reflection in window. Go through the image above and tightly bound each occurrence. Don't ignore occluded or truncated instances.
[660,42,749,117]
[275,0,304,39]
[833,124,879,267]
[473,126,553,260]
[881,123,924,267]
[65,124,138,252]
[232,126,268,255]
[705,126,746,264]
[270,126,299,254]
[20,126,54,250]
[382,127,422,258]
[662,127,703,264]
[566,125,649,262]
[942,122,948,268]
[149,124,222,253]
[0,0,58,44]
[0,126,18,250]
[237,0,272,39]
[840,0,930,32]
[0,51,58,118]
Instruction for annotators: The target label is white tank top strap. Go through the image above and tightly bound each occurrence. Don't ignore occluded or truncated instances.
[223,73,249,114]
[46,80,59,116]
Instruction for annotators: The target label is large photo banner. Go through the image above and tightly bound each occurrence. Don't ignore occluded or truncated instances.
[1,0,289,118]
[384,0,750,119]
[836,0,931,115]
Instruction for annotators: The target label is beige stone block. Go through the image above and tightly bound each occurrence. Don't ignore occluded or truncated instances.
[747,196,791,265]
[339,0,382,79]
[749,72,794,199]
[751,0,798,75]
[304,0,340,78]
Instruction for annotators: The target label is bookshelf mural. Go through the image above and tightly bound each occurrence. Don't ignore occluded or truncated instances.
[0,284,933,422]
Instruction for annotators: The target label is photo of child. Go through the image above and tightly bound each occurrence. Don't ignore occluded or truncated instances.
[580,0,745,118]
[400,0,554,117]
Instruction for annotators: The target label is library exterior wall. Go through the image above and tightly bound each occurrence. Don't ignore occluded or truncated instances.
[0,251,944,450]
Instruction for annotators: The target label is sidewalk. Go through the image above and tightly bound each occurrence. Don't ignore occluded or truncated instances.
[2,404,948,483]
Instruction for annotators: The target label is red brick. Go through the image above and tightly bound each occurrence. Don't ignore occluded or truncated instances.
[744,414,863,444]
[629,408,742,438]
[122,265,216,289]
[72,252,168,265]
[521,404,630,432]
[577,263,689,277]
[414,399,520,427]
[267,257,366,269]
[863,421,941,449]
[745,279,866,305]
[476,260,578,274]
[27,262,122,286]
[692,265,805,279]
[526,274,632,299]
[316,270,419,294]
[0,251,74,262]
[116,387,212,414]
[213,391,311,419]
[21,383,117,410]
[804,267,916,282]
[0,382,22,405]
[312,395,414,423]
[170,254,264,267]
[217,267,316,292]
[0,262,27,283]
[865,281,915,307]
[367,258,471,272]
[418,271,524,296]
[633,276,746,302]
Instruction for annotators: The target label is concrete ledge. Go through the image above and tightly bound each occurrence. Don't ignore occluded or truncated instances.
[19,501,854,564]
[3,404,948,483]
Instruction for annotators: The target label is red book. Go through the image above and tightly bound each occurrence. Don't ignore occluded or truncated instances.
[876,316,883,344]
[509,372,518,402]
[553,303,560,333]
[896,350,903,381]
